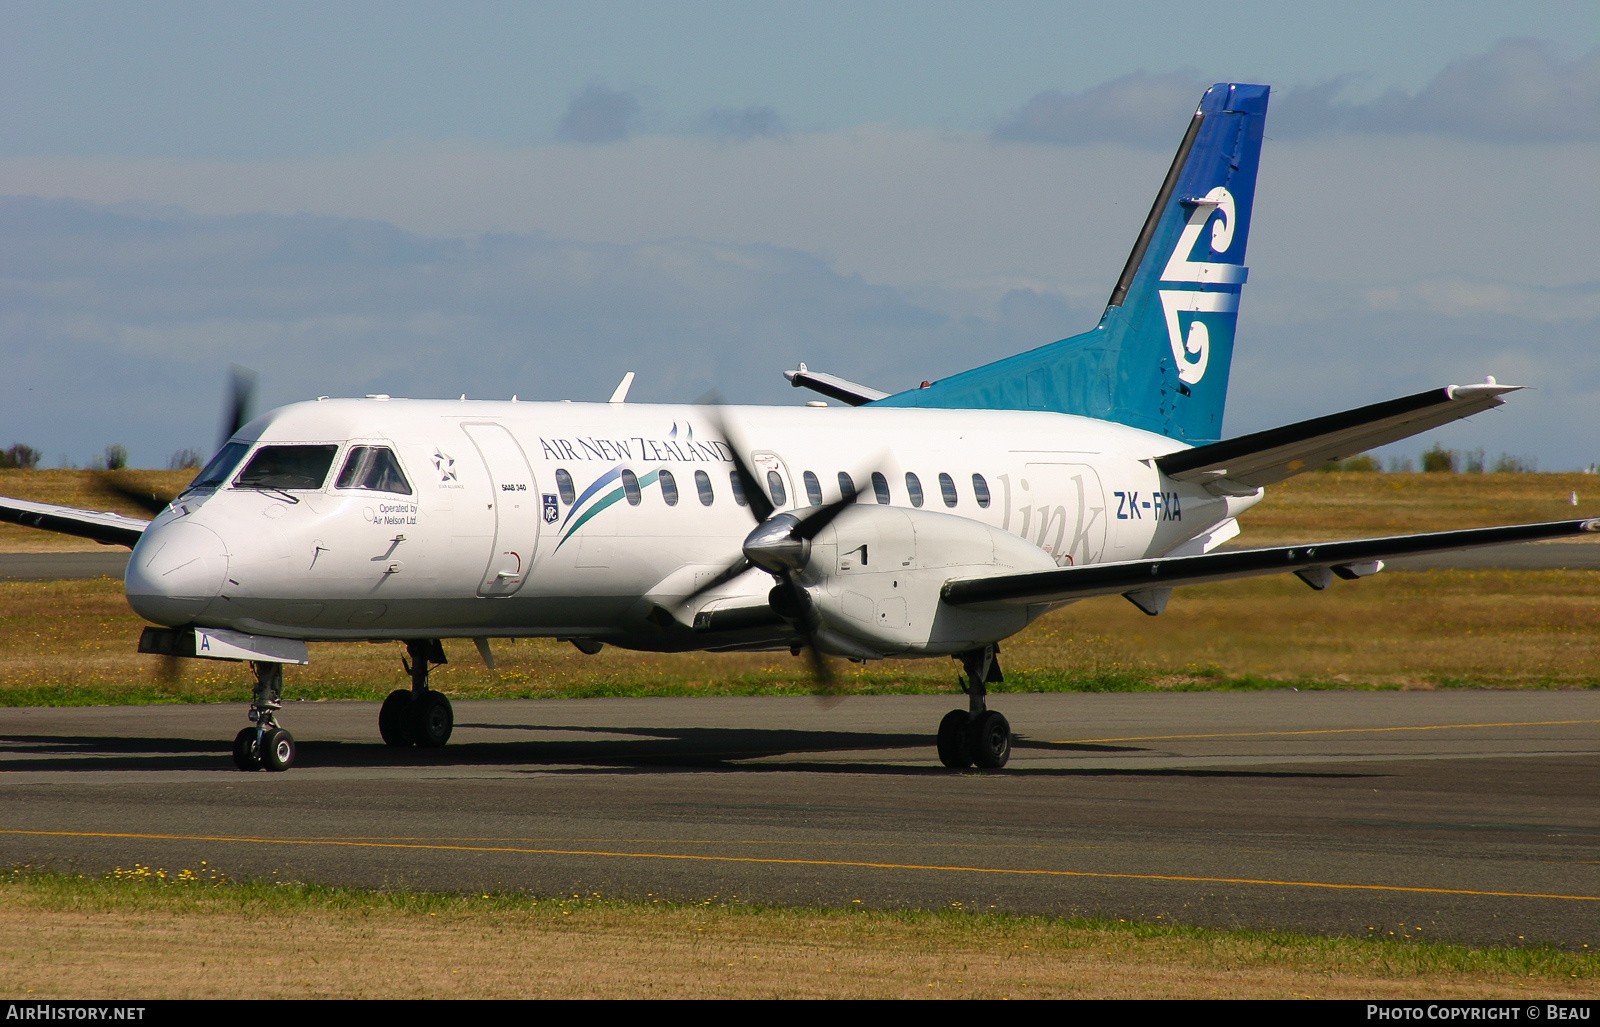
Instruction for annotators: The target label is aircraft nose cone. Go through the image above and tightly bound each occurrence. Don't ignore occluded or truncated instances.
[125,521,229,626]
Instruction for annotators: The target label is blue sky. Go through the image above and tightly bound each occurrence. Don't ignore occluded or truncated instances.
[1,1,1597,469]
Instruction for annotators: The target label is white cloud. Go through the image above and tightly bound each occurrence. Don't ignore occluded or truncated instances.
[1319,39,1600,142]
[992,70,1207,147]
[993,40,1600,145]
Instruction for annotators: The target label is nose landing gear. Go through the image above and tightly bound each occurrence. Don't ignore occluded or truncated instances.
[379,639,454,748]
[936,644,1011,769]
[232,661,296,771]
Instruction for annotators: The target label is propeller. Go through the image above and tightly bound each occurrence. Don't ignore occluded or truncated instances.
[682,399,872,698]
[220,365,258,450]
[91,366,259,517]
[94,472,173,517]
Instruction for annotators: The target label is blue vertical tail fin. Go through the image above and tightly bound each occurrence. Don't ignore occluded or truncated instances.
[872,83,1269,445]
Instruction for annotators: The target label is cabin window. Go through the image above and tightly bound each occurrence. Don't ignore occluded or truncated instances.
[766,470,788,507]
[938,472,958,508]
[972,473,991,508]
[555,468,576,505]
[803,471,823,506]
[838,472,857,502]
[905,472,925,508]
[658,469,679,506]
[235,445,338,491]
[730,470,748,507]
[695,469,715,506]
[621,469,642,506]
[190,441,250,490]
[336,446,413,495]
[871,471,891,505]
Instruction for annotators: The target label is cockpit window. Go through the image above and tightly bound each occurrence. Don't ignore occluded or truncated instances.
[189,441,250,490]
[335,446,413,495]
[234,445,338,491]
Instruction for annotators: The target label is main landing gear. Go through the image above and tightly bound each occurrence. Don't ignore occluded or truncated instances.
[379,639,454,748]
[233,661,296,771]
[936,644,1011,770]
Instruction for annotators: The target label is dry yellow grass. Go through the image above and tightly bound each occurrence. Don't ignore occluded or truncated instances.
[3,877,1594,1000]
[1040,568,1600,687]
[1240,471,1599,544]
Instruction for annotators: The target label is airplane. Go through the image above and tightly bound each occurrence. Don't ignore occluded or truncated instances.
[3,82,1594,773]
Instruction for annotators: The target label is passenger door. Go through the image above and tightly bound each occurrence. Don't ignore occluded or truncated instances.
[462,423,540,597]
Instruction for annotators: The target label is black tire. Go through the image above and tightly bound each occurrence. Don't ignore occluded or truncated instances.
[232,727,262,772]
[936,708,973,768]
[260,727,296,772]
[967,710,1011,769]
[379,689,415,746]
[410,691,453,748]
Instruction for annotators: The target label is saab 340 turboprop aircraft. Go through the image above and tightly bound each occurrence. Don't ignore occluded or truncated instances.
[4,83,1595,773]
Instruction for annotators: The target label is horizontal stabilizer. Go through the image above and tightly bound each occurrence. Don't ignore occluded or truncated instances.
[784,363,889,407]
[1156,382,1518,491]
[0,495,149,548]
[943,516,1600,609]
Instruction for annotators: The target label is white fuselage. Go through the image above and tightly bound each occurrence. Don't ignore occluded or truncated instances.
[124,398,1261,656]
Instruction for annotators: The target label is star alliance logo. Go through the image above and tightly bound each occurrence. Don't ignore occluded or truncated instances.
[432,448,458,483]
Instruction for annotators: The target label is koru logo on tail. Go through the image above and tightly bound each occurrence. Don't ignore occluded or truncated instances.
[1159,186,1246,386]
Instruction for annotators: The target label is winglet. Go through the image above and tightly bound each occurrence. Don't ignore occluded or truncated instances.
[608,372,636,404]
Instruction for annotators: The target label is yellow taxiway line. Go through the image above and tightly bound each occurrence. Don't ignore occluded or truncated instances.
[3,828,1596,903]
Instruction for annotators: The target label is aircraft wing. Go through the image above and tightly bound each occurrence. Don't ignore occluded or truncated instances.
[942,516,1600,611]
[0,495,149,548]
[1156,383,1518,491]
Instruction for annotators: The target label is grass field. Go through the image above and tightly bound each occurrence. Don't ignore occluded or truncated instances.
[1235,471,1600,545]
[3,869,1594,1000]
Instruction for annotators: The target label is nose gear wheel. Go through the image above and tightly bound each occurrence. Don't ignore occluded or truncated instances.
[233,661,294,771]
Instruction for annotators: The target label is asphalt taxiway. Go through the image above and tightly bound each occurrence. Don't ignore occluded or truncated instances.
[2,691,1595,947]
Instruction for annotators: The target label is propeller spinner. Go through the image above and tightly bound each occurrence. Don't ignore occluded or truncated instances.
[682,401,876,695]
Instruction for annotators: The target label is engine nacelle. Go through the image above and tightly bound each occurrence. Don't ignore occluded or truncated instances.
[801,506,1058,659]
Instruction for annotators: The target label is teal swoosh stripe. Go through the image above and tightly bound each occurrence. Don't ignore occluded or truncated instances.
[555,488,624,550]
[554,470,664,552]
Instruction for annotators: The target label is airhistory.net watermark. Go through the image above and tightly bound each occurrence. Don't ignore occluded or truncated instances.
[5,1007,145,1021]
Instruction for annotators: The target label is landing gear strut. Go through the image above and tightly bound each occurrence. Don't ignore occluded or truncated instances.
[379,639,454,748]
[936,644,1011,769]
[232,661,296,772]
